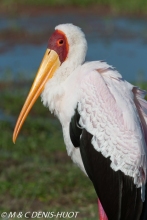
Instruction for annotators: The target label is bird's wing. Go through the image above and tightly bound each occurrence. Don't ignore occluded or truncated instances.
[78,62,147,189]
[69,62,147,219]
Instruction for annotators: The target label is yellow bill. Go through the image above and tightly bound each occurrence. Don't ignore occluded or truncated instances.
[13,49,61,143]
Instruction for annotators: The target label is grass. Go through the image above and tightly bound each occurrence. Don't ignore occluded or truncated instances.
[0,82,98,219]
[1,0,147,15]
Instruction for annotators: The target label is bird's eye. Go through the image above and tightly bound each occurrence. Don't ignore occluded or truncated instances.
[57,39,64,46]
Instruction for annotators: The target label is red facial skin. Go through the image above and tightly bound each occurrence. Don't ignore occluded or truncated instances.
[48,30,69,63]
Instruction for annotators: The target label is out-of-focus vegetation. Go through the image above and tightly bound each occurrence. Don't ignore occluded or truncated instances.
[1,0,147,15]
[0,82,98,219]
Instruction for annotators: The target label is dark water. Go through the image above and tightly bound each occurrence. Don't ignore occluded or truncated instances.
[0,12,147,82]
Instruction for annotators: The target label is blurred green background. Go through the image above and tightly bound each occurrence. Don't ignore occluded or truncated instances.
[0,0,147,219]
[1,0,147,14]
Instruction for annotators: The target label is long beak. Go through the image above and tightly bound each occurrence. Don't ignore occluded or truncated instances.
[13,49,61,143]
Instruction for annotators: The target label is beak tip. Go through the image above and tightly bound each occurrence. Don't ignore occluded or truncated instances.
[12,134,16,144]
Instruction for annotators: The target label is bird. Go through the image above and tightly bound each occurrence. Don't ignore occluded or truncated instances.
[13,23,147,220]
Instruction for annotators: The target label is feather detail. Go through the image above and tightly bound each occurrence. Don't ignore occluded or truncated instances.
[77,63,147,199]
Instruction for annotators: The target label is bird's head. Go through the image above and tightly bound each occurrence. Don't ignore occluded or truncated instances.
[12,23,87,143]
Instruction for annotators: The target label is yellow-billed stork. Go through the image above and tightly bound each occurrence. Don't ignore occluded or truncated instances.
[13,24,147,220]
